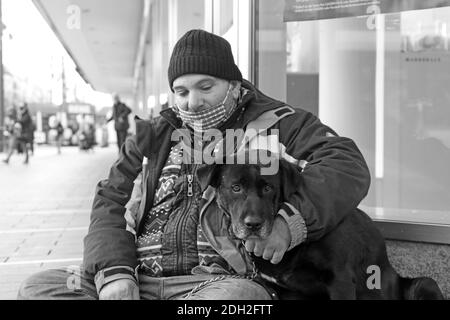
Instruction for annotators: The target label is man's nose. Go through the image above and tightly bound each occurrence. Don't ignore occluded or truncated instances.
[187,92,203,112]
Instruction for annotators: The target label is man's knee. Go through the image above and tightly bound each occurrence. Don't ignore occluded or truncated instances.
[187,278,272,300]
[17,267,96,300]
[18,269,58,300]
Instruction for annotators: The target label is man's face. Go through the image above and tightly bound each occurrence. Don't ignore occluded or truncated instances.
[172,74,238,113]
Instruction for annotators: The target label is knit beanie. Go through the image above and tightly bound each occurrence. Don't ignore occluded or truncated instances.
[168,29,243,90]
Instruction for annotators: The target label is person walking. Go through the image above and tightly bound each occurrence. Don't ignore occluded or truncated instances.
[107,94,131,152]
[3,104,32,164]
[55,121,64,155]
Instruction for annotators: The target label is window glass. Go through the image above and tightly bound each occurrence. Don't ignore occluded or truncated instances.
[166,0,207,107]
[256,1,450,225]
[214,0,251,80]
[216,0,234,35]
[214,0,237,65]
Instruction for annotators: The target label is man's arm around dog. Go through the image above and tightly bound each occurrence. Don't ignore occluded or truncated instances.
[247,109,371,262]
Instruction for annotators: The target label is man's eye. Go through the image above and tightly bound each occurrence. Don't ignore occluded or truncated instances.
[175,90,188,97]
[231,185,241,192]
[263,185,273,193]
[201,86,212,91]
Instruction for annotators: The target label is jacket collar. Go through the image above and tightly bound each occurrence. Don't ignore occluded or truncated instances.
[159,108,182,129]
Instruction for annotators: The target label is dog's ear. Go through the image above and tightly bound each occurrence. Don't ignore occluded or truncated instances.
[279,159,303,200]
[196,164,223,192]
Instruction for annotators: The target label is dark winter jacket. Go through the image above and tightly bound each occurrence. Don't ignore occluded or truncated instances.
[17,110,33,143]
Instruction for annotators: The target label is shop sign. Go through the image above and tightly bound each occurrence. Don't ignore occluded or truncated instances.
[67,104,93,114]
[284,0,450,22]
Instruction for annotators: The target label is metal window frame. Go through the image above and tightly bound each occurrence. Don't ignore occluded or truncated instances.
[249,0,257,85]
[373,220,450,245]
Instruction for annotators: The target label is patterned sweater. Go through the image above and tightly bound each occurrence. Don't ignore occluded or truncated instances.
[136,142,231,276]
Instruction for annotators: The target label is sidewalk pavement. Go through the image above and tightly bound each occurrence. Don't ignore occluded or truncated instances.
[0,144,118,299]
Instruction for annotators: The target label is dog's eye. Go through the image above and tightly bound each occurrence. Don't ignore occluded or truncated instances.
[231,185,242,192]
[263,185,273,193]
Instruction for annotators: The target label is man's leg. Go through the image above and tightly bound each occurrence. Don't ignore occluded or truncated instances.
[17,265,97,300]
[115,130,122,151]
[142,274,272,300]
[23,142,29,164]
[183,277,273,300]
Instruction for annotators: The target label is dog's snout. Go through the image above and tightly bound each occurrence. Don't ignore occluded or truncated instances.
[243,215,263,231]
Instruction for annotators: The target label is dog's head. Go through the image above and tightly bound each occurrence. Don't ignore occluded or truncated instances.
[197,151,302,240]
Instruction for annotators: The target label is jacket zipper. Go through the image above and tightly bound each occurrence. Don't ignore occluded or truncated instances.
[187,174,194,197]
[175,165,197,274]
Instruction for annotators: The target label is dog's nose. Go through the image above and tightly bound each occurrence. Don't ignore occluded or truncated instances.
[244,217,263,231]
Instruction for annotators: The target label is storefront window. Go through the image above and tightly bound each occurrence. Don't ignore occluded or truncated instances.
[163,0,251,107]
[256,1,450,228]
[213,0,237,61]
[212,0,252,80]
[214,0,234,35]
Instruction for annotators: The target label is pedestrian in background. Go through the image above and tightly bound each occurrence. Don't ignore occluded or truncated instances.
[3,104,32,164]
[55,121,64,155]
[28,116,36,156]
[79,122,95,152]
[107,94,131,152]
[17,104,33,162]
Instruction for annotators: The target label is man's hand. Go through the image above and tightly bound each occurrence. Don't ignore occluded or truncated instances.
[99,279,140,300]
[244,215,291,264]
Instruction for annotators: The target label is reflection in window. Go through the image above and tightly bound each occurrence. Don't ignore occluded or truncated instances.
[384,9,450,219]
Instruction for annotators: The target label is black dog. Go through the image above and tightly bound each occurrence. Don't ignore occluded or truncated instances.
[197,156,444,300]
